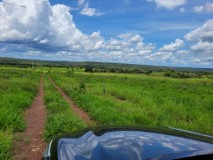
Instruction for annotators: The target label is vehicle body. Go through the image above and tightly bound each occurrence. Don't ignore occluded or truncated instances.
[43,126,213,160]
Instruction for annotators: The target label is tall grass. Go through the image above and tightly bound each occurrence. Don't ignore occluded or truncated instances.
[0,68,40,159]
[0,131,13,160]
[43,77,86,141]
[51,72,213,134]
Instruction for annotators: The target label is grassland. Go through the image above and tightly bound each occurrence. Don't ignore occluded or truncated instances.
[51,71,213,134]
[0,67,40,159]
[0,65,212,159]
[43,76,87,141]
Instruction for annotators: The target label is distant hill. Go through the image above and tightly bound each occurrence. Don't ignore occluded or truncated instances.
[0,57,212,73]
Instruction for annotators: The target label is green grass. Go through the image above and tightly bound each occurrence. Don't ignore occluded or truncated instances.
[43,77,87,141]
[0,68,40,159]
[0,131,13,160]
[0,66,212,159]
[50,72,213,134]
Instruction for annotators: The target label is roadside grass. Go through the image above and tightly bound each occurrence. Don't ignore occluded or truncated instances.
[43,77,87,141]
[0,131,13,160]
[0,68,40,159]
[51,72,213,134]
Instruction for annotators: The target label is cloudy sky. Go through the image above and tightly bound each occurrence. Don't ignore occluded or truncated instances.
[0,0,213,68]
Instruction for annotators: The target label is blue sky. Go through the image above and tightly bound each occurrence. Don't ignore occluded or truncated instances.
[0,0,213,68]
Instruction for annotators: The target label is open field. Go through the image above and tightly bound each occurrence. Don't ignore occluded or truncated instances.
[0,68,40,159]
[0,66,212,159]
[43,76,86,141]
[51,71,213,134]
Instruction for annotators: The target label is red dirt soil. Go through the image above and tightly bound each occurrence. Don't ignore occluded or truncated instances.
[49,77,96,126]
[13,75,46,160]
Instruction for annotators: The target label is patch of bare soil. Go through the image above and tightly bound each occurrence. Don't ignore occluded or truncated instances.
[13,75,46,160]
[49,77,96,126]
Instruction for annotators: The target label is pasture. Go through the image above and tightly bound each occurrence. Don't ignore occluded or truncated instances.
[0,67,40,159]
[51,71,213,134]
[0,66,212,159]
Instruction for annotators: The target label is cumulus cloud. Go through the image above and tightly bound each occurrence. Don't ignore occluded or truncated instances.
[193,2,213,14]
[75,0,104,17]
[148,39,186,65]
[0,0,212,67]
[80,2,104,17]
[0,0,156,64]
[105,33,154,56]
[0,0,106,51]
[185,19,213,42]
[191,41,213,55]
[159,39,184,52]
[147,0,186,10]
[193,6,204,13]
[185,19,213,65]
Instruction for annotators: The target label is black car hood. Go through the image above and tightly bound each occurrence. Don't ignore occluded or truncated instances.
[57,130,213,160]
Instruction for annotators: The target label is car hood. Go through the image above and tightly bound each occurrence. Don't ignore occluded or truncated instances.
[57,130,213,160]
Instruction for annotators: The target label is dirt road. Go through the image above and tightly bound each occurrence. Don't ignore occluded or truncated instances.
[14,75,46,160]
[49,77,96,126]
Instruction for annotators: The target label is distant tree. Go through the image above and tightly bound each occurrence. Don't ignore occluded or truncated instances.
[110,68,116,73]
[85,66,93,72]
[145,70,152,75]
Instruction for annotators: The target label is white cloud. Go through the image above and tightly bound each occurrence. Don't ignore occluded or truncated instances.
[0,0,211,67]
[0,0,156,64]
[206,2,213,13]
[176,50,189,55]
[185,19,213,65]
[180,7,185,13]
[39,39,48,44]
[0,0,50,41]
[105,33,153,55]
[159,39,184,52]
[78,0,86,6]
[118,33,143,43]
[191,41,213,55]
[147,0,186,10]
[0,0,105,51]
[185,19,213,42]
[80,2,104,17]
[193,6,204,13]
[193,2,213,14]
[147,39,187,65]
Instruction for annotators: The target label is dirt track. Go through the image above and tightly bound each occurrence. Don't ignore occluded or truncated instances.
[13,75,95,160]
[14,75,46,160]
[49,77,96,126]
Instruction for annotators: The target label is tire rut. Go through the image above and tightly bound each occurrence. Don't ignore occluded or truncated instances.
[13,75,46,160]
[48,77,96,126]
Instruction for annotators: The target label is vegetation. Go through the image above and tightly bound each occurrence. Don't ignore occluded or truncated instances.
[164,70,203,78]
[0,67,40,159]
[1,57,212,73]
[51,71,213,134]
[0,63,212,159]
[43,76,86,141]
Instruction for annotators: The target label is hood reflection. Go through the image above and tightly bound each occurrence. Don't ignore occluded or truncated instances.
[58,131,213,160]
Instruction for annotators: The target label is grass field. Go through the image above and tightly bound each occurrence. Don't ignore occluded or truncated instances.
[51,71,213,134]
[43,76,86,141]
[0,67,40,159]
[0,66,212,159]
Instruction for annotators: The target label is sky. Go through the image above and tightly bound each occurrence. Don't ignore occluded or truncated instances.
[0,0,213,68]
